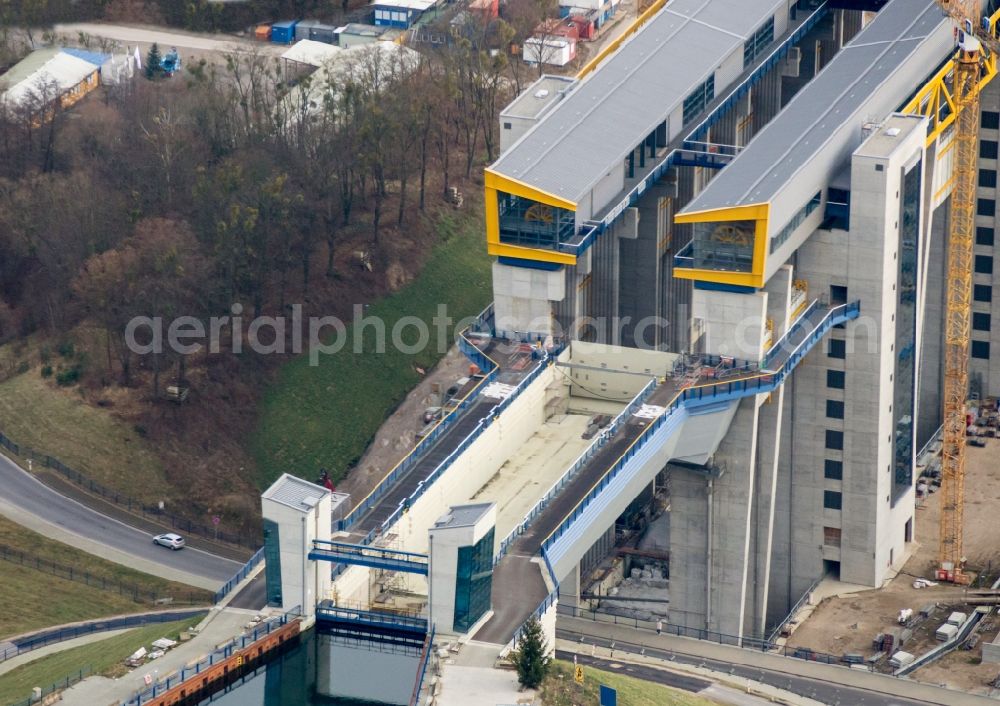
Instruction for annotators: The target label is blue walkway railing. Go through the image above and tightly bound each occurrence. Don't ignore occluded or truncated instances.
[540,301,860,556]
[310,540,428,575]
[375,354,551,538]
[562,1,831,257]
[124,608,300,706]
[339,305,500,532]
[316,601,429,637]
[495,377,658,563]
[408,625,436,706]
[214,546,265,603]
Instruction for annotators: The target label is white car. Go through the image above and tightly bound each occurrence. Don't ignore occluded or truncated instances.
[153,533,185,550]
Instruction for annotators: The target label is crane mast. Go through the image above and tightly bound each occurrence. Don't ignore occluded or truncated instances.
[936,0,987,582]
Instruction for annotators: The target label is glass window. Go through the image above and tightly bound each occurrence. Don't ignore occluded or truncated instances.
[979,199,996,217]
[828,339,846,358]
[823,490,843,510]
[830,285,848,305]
[983,111,1000,130]
[770,192,822,253]
[683,74,715,126]
[973,312,991,331]
[497,192,576,252]
[972,340,991,359]
[981,169,998,189]
[743,16,775,68]
[975,284,993,302]
[688,220,756,273]
[453,528,495,633]
[824,459,843,480]
[977,227,995,246]
[892,161,920,501]
[826,400,845,419]
[825,430,844,450]
[976,255,994,274]
[982,141,999,159]
[827,370,845,389]
[263,519,283,607]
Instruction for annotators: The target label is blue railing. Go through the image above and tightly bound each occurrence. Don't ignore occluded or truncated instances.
[1,610,209,663]
[339,317,501,532]
[686,1,830,143]
[409,625,436,706]
[214,546,265,603]
[316,602,429,635]
[375,355,551,537]
[310,540,428,575]
[494,378,658,562]
[565,2,831,258]
[124,608,301,706]
[540,301,860,555]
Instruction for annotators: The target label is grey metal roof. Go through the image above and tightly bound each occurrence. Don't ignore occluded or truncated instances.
[501,75,577,120]
[682,0,949,217]
[432,502,494,529]
[490,0,785,204]
[262,473,330,513]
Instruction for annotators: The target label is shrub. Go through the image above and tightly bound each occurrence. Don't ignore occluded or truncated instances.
[57,341,75,358]
[55,365,82,387]
[40,365,53,378]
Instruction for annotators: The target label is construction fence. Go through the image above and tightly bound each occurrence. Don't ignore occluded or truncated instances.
[0,430,259,549]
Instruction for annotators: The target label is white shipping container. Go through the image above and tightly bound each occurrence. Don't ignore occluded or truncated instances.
[889,650,914,668]
[947,611,967,626]
[523,37,575,66]
[936,623,959,641]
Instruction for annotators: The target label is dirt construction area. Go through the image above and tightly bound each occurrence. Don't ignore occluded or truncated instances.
[784,437,1000,695]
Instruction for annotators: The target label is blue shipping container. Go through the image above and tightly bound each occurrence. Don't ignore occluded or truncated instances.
[271,20,299,44]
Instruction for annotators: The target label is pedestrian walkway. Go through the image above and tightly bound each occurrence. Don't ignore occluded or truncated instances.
[59,608,255,706]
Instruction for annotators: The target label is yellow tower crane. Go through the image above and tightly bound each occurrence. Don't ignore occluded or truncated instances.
[935,0,997,583]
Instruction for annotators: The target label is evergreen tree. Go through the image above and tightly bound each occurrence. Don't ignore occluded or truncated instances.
[511,616,550,689]
[146,43,162,80]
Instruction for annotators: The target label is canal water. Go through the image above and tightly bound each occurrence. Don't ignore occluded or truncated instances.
[199,629,395,706]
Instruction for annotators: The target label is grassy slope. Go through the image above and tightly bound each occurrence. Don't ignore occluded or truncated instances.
[0,617,202,706]
[0,372,170,501]
[0,515,212,638]
[252,209,492,488]
[541,660,717,706]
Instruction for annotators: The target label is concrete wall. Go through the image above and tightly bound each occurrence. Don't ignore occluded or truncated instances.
[493,262,565,339]
[563,340,676,401]
[386,365,556,553]
[972,81,1000,397]
[692,288,768,360]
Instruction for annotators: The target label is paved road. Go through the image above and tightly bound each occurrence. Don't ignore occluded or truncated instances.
[558,619,986,706]
[0,452,240,589]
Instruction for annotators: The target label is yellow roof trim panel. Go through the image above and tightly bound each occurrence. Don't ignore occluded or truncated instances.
[485,169,578,212]
[674,202,770,224]
[486,241,577,266]
[673,268,764,289]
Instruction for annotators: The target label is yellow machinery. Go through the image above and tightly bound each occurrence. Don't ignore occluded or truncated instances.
[935,0,995,583]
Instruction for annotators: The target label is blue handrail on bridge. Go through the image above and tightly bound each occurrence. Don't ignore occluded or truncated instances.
[316,601,429,636]
[540,301,860,556]
[311,540,429,575]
